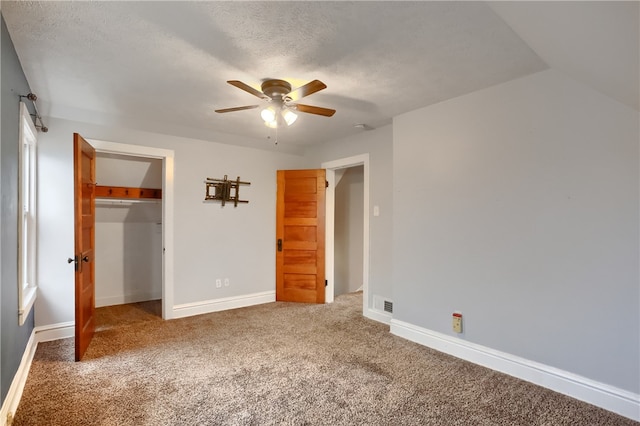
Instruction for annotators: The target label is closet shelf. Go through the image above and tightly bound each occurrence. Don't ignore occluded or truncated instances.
[95,185,162,200]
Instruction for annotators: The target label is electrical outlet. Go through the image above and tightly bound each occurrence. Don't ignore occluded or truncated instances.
[224,278,229,287]
[216,279,222,288]
[452,312,463,333]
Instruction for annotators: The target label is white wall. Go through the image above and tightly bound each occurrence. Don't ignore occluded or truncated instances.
[95,221,162,306]
[304,125,393,314]
[335,166,364,296]
[36,117,305,327]
[392,69,639,394]
[96,153,163,188]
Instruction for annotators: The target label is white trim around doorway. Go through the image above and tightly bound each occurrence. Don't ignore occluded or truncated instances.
[321,154,370,317]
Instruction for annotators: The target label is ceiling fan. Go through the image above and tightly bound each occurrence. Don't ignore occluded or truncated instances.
[215,79,336,128]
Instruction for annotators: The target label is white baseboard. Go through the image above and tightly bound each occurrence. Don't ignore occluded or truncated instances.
[96,291,162,308]
[0,330,37,426]
[364,308,392,325]
[172,291,275,319]
[35,321,75,342]
[0,321,75,425]
[390,319,640,422]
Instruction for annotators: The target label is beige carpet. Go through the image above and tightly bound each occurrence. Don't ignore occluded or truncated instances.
[13,293,637,425]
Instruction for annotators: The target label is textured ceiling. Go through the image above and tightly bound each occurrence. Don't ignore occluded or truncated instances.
[2,2,636,153]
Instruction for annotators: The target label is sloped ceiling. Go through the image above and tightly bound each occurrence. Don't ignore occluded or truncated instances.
[2,2,637,153]
[489,1,639,111]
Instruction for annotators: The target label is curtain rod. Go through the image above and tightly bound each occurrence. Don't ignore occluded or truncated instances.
[19,93,48,132]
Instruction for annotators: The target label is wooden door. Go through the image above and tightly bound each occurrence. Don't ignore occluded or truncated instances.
[276,169,326,303]
[73,133,96,361]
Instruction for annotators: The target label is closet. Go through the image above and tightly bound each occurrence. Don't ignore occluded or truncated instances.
[94,152,163,310]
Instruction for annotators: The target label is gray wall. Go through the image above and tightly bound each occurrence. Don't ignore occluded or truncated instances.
[392,69,639,393]
[1,14,35,404]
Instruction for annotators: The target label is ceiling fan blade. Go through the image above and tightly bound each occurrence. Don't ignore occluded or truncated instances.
[227,81,269,99]
[288,80,327,101]
[294,104,336,117]
[215,105,259,113]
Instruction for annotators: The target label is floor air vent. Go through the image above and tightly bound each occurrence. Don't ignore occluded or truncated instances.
[373,295,393,315]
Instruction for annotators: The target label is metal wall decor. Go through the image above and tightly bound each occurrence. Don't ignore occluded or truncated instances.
[204,175,250,207]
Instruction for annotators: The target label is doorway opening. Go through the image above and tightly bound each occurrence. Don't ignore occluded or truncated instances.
[88,139,175,320]
[94,152,162,317]
[322,154,370,316]
[334,165,364,297]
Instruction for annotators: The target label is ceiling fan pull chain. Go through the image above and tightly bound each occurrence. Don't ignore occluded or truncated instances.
[275,123,278,145]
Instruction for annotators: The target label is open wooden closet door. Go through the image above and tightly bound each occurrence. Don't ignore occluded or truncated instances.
[72,133,96,361]
[276,169,326,303]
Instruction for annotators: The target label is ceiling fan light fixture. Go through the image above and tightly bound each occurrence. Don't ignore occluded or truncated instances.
[261,106,298,128]
[218,79,335,131]
[282,108,297,126]
[261,107,276,123]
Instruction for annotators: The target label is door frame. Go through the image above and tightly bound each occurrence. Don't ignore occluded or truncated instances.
[321,154,369,314]
[87,139,175,320]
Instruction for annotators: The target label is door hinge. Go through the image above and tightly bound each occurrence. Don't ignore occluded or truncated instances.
[325,279,328,287]
[325,180,329,188]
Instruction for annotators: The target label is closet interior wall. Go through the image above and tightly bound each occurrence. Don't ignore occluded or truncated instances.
[95,153,163,308]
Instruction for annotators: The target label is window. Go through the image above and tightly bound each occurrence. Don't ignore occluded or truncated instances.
[18,102,37,325]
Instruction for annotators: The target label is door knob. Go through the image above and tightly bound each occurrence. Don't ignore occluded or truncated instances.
[82,255,90,263]
[68,256,79,271]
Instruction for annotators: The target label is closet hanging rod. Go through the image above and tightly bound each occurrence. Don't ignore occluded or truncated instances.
[95,198,161,206]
